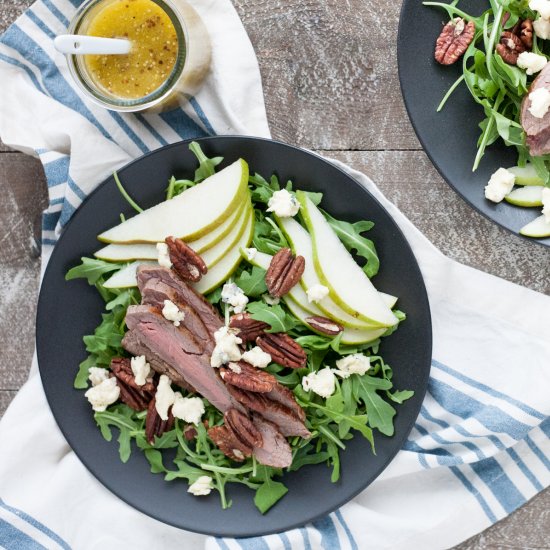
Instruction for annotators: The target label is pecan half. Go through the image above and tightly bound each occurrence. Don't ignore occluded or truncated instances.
[496,31,526,65]
[208,425,251,461]
[165,236,207,282]
[225,408,262,448]
[435,18,475,65]
[145,398,174,444]
[220,361,277,393]
[229,313,269,342]
[256,333,307,369]
[265,248,305,297]
[110,357,155,411]
[520,19,534,49]
[306,316,344,336]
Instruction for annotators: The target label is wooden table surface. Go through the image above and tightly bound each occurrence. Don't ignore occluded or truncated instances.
[0,0,548,547]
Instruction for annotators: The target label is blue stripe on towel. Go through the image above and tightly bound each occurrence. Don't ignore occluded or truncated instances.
[42,212,60,231]
[26,10,56,39]
[215,538,231,550]
[0,499,70,550]
[42,156,69,187]
[237,536,269,550]
[300,527,312,550]
[506,447,543,491]
[0,53,47,94]
[449,467,497,523]
[432,360,544,421]
[335,510,358,550]
[524,435,550,470]
[278,532,292,550]
[160,109,209,141]
[312,515,341,550]
[189,96,216,135]
[0,518,47,550]
[41,0,69,27]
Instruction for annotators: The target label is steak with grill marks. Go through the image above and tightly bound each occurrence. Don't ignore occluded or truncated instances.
[251,414,293,468]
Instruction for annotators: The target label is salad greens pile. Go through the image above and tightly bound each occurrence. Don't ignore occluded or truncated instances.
[66,143,412,514]
[425,0,550,181]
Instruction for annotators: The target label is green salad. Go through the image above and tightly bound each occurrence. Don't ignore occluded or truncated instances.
[66,142,412,514]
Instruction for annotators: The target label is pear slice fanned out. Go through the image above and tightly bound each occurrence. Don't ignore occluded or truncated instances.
[95,243,159,262]
[297,191,398,328]
[98,159,249,244]
[519,215,550,237]
[504,186,544,207]
[103,261,156,289]
[508,164,544,186]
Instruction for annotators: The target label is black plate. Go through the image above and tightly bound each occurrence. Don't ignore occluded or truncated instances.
[36,136,432,537]
[398,0,550,247]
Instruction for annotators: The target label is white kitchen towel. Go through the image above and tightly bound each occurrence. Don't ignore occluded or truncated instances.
[0,0,549,548]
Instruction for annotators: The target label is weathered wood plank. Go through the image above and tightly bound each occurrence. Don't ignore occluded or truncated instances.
[0,153,48,390]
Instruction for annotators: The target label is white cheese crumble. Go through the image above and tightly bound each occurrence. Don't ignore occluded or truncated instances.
[335,354,371,378]
[162,299,185,327]
[534,16,550,39]
[517,52,548,75]
[211,326,242,368]
[302,367,336,398]
[156,242,172,268]
[228,362,242,373]
[221,282,249,314]
[242,346,272,369]
[528,87,550,119]
[267,189,300,218]
[188,476,214,496]
[85,377,120,412]
[88,367,109,387]
[243,247,257,261]
[484,167,516,203]
[172,394,205,425]
[155,374,175,420]
[530,0,550,20]
[542,187,550,222]
[263,293,280,306]
[306,284,329,303]
[130,355,151,386]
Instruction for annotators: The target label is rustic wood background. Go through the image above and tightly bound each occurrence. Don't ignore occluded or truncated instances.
[0,0,548,547]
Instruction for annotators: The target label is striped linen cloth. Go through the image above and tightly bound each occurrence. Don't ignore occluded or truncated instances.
[0,0,549,547]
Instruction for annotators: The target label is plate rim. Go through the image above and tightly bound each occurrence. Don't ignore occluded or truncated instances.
[36,135,432,536]
[396,1,549,248]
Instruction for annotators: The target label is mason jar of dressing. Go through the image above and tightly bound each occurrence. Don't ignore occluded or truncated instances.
[66,0,211,112]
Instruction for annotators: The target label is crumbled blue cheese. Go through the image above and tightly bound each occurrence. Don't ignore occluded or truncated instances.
[301,367,336,398]
[156,242,172,268]
[263,293,280,306]
[85,377,120,412]
[267,189,300,217]
[211,326,242,368]
[517,52,548,75]
[88,367,109,387]
[155,374,175,420]
[162,299,185,327]
[243,247,257,261]
[188,476,214,496]
[542,187,550,222]
[306,284,329,303]
[172,394,205,425]
[530,0,550,19]
[484,168,516,203]
[335,354,371,378]
[242,346,272,368]
[221,282,249,314]
[130,355,151,386]
[534,17,550,39]
[228,362,242,373]
[528,88,550,118]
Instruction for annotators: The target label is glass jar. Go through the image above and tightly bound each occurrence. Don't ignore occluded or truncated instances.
[66,0,211,113]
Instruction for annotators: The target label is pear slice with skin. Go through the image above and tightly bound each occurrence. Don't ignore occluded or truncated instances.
[275,216,396,329]
[519,215,550,237]
[103,261,157,289]
[98,159,249,244]
[504,186,544,207]
[297,192,398,328]
[508,164,544,186]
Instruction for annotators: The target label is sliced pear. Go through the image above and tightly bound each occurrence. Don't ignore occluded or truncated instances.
[277,216,394,329]
[519,215,550,237]
[103,261,156,289]
[98,159,249,244]
[297,192,398,328]
[504,186,544,207]
[508,164,544,186]
[95,243,159,262]
[192,213,255,295]
[380,293,398,309]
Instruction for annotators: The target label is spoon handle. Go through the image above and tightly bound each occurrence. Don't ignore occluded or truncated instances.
[54,35,132,55]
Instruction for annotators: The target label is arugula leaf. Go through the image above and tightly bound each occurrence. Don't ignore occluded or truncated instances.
[323,212,379,278]
[65,257,122,285]
[253,466,288,514]
[166,175,196,199]
[94,405,139,463]
[354,375,396,436]
[234,267,268,297]
[387,390,415,404]
[304,191,323,206]
[247,301,298,333]
[74,356,96,389]
[105,288,139,311]
[189,141,223,182]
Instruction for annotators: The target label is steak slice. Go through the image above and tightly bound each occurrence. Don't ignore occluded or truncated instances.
[520,63,550,156]
[251,414,292,468]
[140,279,211,349]
[265,384,306,422]
[124,306,242,413]
[122,330,194,392]
[227,385,311,438]
[137,266,223,338]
